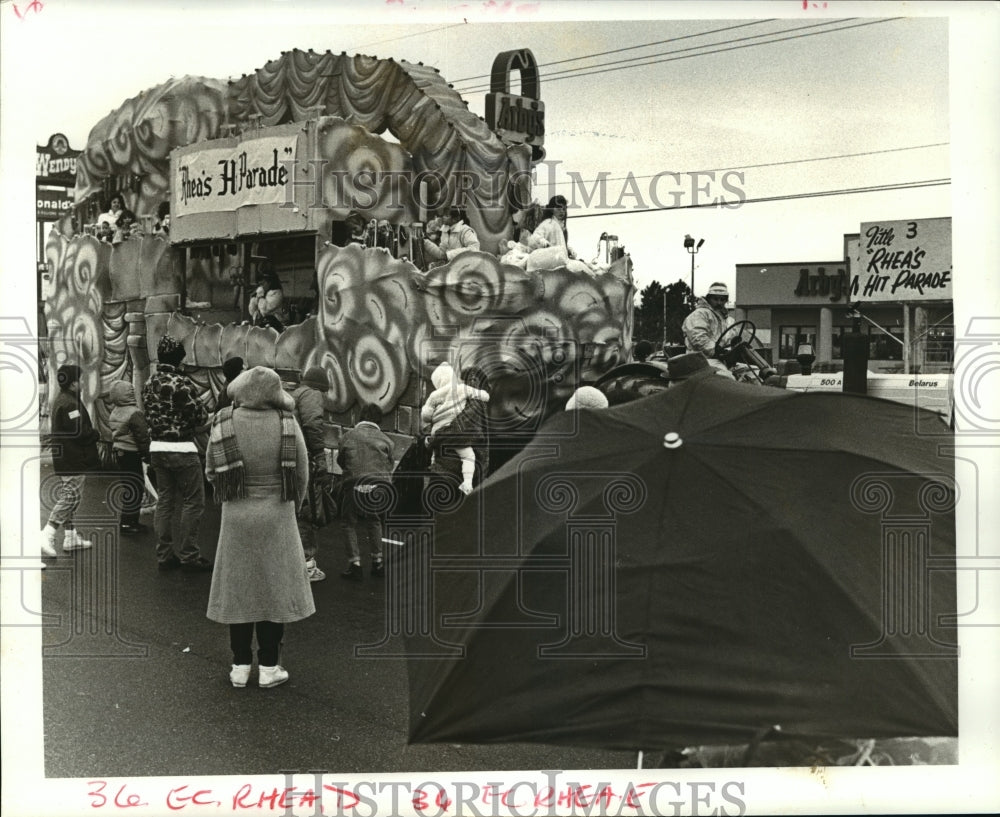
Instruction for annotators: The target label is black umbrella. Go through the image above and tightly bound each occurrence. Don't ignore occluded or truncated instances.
[405,375,956,751]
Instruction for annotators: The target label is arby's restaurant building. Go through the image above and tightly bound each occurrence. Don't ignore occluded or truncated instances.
[733,217,953,374]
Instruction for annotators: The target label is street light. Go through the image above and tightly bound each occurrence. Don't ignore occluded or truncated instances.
[684,234,705,308]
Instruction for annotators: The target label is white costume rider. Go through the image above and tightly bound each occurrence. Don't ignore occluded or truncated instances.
[423,207,481,265]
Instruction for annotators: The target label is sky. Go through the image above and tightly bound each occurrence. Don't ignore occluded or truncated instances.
[0,0,971,303]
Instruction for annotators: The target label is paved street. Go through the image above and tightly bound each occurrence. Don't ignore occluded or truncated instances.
[38,463,632,778]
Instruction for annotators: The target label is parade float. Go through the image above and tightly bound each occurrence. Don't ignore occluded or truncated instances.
[43,48,634,450]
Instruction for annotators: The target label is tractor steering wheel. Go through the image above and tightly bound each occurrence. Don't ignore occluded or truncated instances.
[714,319,757,359]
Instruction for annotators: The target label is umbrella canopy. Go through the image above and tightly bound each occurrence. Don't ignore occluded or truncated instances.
[406,375,957,751]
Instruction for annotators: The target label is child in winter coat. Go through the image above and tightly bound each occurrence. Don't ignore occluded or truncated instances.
[105,381,151,534]
[420,362,489,438]
[420,362,490,498]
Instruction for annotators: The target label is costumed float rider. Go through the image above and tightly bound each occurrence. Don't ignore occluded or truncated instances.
[96,193,138,244]
[529,195,578,260]
[249,265,286,332]
[422,206,481,267]
[681,282,736,378]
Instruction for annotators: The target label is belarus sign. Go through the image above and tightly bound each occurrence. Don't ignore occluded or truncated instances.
[485,49,545,162]
[850,217,951,302]
[174,135,298,216]
[36,133,80,186]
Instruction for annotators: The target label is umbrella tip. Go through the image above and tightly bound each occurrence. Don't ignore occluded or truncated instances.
[663,432,683,449]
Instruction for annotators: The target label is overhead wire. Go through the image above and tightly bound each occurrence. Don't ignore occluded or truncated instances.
[564,178,951,219]
[453,18,902,94]
[446,19,778,84]
[454,18,851,93]
[344,21,468,53]
[547,143,950,188]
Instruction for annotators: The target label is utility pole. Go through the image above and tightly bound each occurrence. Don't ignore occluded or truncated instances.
[684,234,705,310]
[662,288,667,350]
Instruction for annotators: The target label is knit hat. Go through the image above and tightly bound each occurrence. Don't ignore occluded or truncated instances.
[222,357,245,382]
[229,366,294,411]
[667,352,713,381]
[706,282,729,298]
[56,363,81,389]
[301,366,329,392]
[565,386,609,411]
[157,334,186,365]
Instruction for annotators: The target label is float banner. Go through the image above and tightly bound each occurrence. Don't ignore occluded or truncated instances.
[851,217,951,302]
[174,135,298,216]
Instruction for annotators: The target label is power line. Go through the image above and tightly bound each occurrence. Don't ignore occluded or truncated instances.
[447,19,778,84]
[454,18,849,93]
[547,143,950,188]
[564,178,950,219]
[454,18,902,94]
[345,21,468,54]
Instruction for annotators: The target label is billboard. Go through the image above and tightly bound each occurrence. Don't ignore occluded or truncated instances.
[850,217,951,302]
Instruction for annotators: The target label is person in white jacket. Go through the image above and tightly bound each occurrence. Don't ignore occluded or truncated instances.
[423,207,481,265]
[529,195,577,260]
[681,282,736,377]
[420,362,490,438]
[420,362,489,496]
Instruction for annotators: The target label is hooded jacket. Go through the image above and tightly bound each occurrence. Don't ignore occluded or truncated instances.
[681,297,735,358]
[420,362,490,438]
[107,381,150,454]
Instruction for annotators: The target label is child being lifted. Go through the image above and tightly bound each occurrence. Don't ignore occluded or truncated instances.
[420,361,490,497]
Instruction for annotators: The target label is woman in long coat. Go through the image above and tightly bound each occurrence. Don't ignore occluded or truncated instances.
[205,366,313,689]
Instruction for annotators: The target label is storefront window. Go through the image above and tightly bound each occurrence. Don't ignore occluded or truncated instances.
[924,325,954,364]
[868,326,904,361]
[779,326,816,359]
[831,326,850,360]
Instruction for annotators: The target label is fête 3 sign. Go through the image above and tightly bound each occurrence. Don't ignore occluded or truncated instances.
[173,135,297,216]
[850,217,951,302]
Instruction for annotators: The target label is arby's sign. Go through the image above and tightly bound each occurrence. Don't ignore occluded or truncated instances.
[485,48,545,162]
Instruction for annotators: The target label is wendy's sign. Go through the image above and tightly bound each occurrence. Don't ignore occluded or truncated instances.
[36,133,80,186]
[485,48,545,162]
[850,217,952,302]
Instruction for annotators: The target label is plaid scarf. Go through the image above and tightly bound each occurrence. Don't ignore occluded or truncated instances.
[207,406,299,503]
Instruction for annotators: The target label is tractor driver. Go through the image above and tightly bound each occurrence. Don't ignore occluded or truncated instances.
[681,282,736,377]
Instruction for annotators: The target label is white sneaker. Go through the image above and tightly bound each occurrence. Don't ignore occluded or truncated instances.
[229,664,252,688]
[258,665,289,688]
[63,529,93,551]
[305,558,326,582]
[41,526,58,558]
